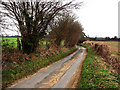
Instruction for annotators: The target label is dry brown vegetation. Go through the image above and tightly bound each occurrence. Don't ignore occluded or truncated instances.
[85,41,120,58]
[83,41,120,75]
[49,14,83,47]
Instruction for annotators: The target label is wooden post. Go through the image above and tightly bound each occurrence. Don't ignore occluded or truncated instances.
[17,37,21,51]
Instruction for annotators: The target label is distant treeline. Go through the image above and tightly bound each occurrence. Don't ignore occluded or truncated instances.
[1,35,120,42]
[78,36,120,43]
[1,35,21,38]
[88,36,120,41]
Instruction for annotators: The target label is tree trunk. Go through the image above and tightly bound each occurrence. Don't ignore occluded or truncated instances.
[21,35,39,54]
[17,37,21,51]
[19,23,40,54]
[55,38,62,46]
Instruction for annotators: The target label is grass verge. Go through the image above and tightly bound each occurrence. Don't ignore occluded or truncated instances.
[78,45,120,88]
[2,47,77,89]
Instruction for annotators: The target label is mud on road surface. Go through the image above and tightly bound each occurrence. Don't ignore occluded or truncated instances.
[9,47,86,88]
[67,47,87,88]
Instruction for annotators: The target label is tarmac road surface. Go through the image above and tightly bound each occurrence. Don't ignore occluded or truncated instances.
[9,46,86,89]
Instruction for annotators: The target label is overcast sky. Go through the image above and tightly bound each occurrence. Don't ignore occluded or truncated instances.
[1,0,119,38]
[74,0,119,38]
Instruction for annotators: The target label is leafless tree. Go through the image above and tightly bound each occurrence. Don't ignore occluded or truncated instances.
[65,21,83,47]
[0,0,82,53]
[49,13,75,46]
[49,13,83,47]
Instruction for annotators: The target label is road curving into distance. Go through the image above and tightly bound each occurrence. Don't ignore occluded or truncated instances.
[9,46,86,89]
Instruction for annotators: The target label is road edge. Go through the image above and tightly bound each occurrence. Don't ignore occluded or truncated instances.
[66,47,87,88]
[8,47,80,88]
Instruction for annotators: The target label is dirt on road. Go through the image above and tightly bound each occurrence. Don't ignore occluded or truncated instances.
[9,47,86,88]
[67,47,87,88]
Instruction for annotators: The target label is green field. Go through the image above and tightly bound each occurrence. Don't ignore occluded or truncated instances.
[2,37,45,50]
[2,37,65,51]
[2,37,19,49]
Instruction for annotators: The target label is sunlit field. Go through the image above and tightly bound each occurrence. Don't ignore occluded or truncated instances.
[2,37,65,50]
[2,37,50,50]
[2,37,18,49]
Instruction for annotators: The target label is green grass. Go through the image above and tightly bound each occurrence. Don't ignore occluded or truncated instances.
[0,37,2,42]
[2,37,48,52]
[61,40,65,46]
[2,37,18,49]
[2,37,46,48]
[2,47,77,89]
[2,37,64,49]
[78,45,120,88]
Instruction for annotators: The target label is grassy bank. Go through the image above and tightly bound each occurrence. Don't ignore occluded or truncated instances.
[78,45,120,88]
[2,47,77,89]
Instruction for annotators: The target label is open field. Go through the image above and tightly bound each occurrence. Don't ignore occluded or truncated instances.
[2,37,65,50]
[2,37,19,49]
[85,41,120,58]
[2,37,47,50]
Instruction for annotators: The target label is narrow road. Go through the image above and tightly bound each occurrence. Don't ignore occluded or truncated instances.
[9,47,86,89]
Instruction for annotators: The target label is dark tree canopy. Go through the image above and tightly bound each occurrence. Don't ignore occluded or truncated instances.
[0,0,82,53]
